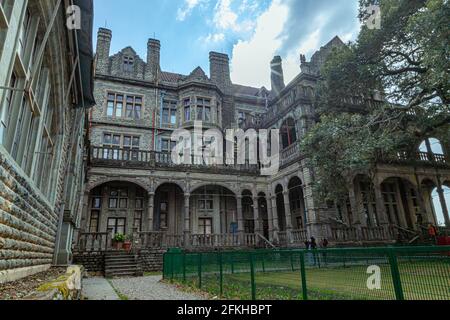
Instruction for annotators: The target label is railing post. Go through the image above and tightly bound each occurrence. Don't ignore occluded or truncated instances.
[219,252,223,297]
[183,252,186,283]
[198,253,202,289]
[387,248,404,300]
[249,253,256,300]
[299,251,308,301]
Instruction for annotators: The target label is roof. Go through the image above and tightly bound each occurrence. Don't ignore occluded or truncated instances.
[160,71,186,83]
[233,84,262,97]
[74,0,95,108]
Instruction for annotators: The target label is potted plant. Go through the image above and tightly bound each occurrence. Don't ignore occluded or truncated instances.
[123,235,132,252]
[112,233,126,250]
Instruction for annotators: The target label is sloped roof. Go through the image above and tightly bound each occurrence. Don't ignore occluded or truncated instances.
[160,71,186,83]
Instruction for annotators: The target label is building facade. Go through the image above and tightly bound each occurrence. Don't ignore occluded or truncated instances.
[0,0,94,283]
[74,28,450,262]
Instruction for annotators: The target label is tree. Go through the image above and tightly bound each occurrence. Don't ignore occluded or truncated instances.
[303,0,450,203]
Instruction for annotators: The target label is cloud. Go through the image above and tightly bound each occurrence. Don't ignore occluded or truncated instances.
[230,0,289,88]
[199,32,226,45]
[213,0,256,33]
[230,0,361,88]
[177,0,205,21]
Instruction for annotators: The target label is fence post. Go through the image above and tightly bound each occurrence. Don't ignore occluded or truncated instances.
[249,253,256,300]
[183,252,186,283]
[219,252,223,297]
[198,253,202,289]
[387,249,404,300]
[299,251,308,301]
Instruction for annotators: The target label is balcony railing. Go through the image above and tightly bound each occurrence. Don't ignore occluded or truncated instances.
[380,151,448,166]
[330,225,395,242]
[90,146,260,174]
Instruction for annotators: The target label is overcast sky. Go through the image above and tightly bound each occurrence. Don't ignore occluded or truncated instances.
[93,0,361,89]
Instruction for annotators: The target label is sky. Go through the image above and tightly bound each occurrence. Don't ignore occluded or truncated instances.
[93,0,361,89]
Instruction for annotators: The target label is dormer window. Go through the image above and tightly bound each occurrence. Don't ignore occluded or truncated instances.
[123,56,134,72]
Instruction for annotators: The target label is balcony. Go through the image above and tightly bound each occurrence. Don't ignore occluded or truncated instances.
[379,151,449,167]
[90,146,260,174]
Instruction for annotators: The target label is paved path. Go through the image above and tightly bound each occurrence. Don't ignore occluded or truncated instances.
[110,275,205,300]
[82,277,119,300]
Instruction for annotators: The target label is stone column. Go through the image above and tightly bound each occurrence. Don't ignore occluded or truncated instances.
[437,179,450,227]
[374,183,389,226]
[266,196,274,240]
[283,191,293,230]
[271,196,279,231]
[237,196,244,233]
[184,194,191,248]
[253,197,261,234]
[147,192,155,232]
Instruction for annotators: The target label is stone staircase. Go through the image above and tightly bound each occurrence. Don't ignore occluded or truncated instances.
[105,251,143,278]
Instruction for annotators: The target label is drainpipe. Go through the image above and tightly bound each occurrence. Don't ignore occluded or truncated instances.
[158,90,166,151]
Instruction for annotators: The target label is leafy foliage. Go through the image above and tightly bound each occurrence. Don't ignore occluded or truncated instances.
[303,0,450,203]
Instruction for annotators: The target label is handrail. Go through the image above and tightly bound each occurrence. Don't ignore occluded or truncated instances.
[256,233,276,249]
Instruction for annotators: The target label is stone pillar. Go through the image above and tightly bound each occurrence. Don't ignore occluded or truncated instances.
[253,197,261,234]
[184,194,191,233]
[283,191,293,230]
[374,183,389,226]
[237,196,244,233]
[147,192,155,231]
[271,196,279,231]
[437,180,450,227]
[266,196,274,240]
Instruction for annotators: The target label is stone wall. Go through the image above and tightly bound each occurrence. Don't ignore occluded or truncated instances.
[139,249,166,272]
[73,252,105,273]
[0,151,57,272]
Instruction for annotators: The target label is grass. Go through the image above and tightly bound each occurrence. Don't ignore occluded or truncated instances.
[143,271,162,277]
[170,259,450,300]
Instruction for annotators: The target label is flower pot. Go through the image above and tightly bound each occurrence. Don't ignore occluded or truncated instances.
[113,241,124,250]
[123,241,132,251]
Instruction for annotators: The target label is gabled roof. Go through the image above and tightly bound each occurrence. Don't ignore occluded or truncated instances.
[184,66,209,82]
[160,71,186,83]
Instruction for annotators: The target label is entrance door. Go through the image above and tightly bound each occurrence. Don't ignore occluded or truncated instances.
[108,218,126,236]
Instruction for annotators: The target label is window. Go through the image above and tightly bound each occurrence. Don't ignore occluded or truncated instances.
[199,218,212,235]
[198,191,214,212]
[196,98,211,122]
[89,211,100,233]
[103,133,121,159]
[244,220,255,234]
[2,72,17,131]
[108,218,126,236]
[161,138,176,153]
[107,93,142,119]
[123,135,140,160]
[109,188,118,208]
[123,56,134,72]
[184,98,191,121]
[18,9,31,59]
[134,211,143,232]
[162,100,177,125]
[92,197,102,209]
[281,118,297,149]
[382,183,400,225]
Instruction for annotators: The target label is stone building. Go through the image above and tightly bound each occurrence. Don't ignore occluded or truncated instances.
[0,0,94,283]
[73,28,450,274]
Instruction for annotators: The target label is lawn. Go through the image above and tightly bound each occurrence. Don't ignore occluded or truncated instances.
[174,259,450,300]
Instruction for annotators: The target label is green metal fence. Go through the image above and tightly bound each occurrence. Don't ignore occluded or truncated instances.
[163,246,450,300]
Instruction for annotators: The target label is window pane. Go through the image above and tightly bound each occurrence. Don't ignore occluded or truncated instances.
[197,107,203,121]
[107,102,114,117]
[112,135,120,145]
[126,104,133,117]
[109,198,118,208]
[162,108,169,123]
[184,107,190,121]
[116,103,123,117]
[134,105,141,119]
[103,134,112,144]
[132,137,140,147]
[205,107,211,122]
[119,198,128,208]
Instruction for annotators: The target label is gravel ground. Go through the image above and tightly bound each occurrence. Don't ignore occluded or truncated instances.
[110,275,206,300]
[0,267,67,300]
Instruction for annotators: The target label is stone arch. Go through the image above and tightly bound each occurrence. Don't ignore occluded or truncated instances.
[189,182,237,195]
[87,176,150,193]
[154,179,186,194]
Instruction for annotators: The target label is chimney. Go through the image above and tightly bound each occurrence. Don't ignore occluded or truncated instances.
[145,39,161,83]
[271,56,285,94]
[95,28,112,74]
[209,52,231,92]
